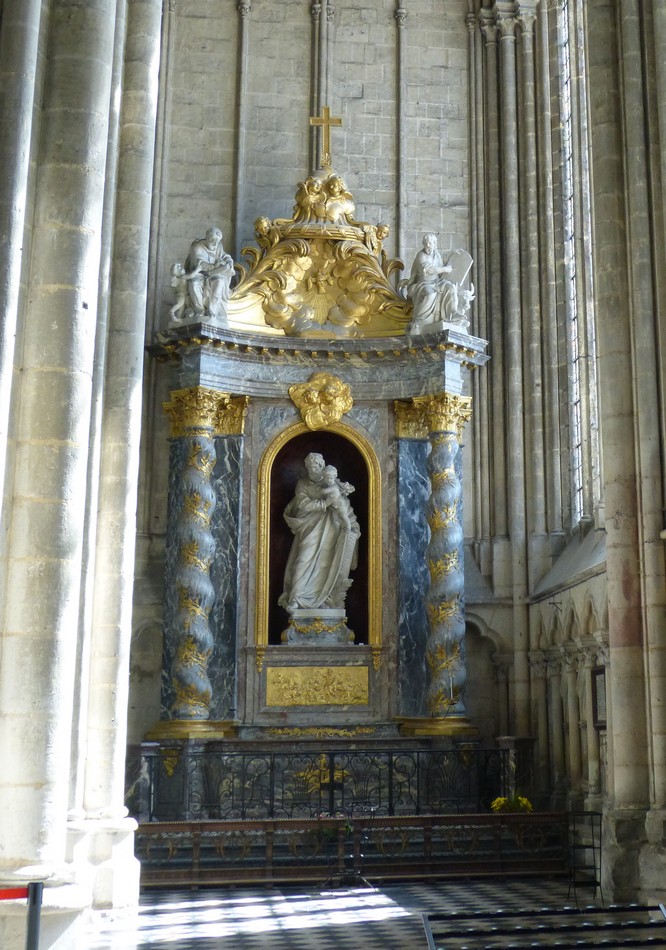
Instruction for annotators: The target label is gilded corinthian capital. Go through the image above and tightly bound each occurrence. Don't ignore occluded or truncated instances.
[163,387,248,437]
[394,400,428,439]
[412,393,472,441]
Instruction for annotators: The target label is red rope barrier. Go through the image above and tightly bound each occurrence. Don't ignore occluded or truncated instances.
[0,887,29,900]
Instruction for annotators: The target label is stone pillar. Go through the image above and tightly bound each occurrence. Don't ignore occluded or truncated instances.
[495,653,511,736]
[530,651,550,799]
[497,2,530,736]
[536,1,563,536]
[563,647,582,798]
[517,4,546,555]
[0,0,42,507]
[479,13,508,546]
[160,388,246,735]
[587,0,650,815]
[401,393,475,736]
[317,0,329,118]
[580,642,601,802]
[547,654,566,797]
[0,0,120,878]
[468,11,492,570]
[617,0,666,816]
[68,0,162,910]
[234,0,252,258]
[309,1,322,171]
[394,2,407,260]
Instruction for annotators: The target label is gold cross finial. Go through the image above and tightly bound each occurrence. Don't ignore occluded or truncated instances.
[310,105,342,169]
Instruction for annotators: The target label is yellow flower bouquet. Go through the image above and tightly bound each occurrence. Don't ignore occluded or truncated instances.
[490,794,533,814]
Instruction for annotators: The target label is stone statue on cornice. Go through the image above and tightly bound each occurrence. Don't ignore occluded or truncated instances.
[404,233,475,334]
[169,226,234,325]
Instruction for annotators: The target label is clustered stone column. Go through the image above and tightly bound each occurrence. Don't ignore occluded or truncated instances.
[529,634,608,809]
[529,651,549,798]
[163,387,246,723]
[415,393,473,730]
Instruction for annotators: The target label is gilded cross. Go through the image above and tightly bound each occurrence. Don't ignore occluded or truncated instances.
[310,105,342,169]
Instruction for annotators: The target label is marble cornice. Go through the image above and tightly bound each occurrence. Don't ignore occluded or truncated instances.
[150,324,489,401]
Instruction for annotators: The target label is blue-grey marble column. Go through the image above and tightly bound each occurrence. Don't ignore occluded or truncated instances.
[161,388,247,725]
[395,403,430,718]
[209,433,243,719]
[405,393,474,735]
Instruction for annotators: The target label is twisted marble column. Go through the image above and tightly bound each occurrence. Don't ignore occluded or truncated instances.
[163,388,243,720]
[415,393,472,725]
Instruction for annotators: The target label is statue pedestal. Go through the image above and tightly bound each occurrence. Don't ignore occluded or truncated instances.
[411,319,470,335]
[281,608,354,646]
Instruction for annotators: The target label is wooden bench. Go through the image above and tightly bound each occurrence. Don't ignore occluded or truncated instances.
[423,903,666,949]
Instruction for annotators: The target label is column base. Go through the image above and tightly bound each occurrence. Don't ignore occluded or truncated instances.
[145,719,239,740]
[0,882,91,950]
[67,816,140,909]
[603,806,666,903]
[397,716,479,737]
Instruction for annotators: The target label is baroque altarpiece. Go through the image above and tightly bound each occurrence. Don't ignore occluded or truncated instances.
[149,139,488,748]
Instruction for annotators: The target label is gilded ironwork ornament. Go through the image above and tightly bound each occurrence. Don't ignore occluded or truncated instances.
[267,726,376,737]
[289,373,353,429]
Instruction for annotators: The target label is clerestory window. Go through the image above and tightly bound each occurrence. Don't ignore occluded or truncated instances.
[557,0,601,529]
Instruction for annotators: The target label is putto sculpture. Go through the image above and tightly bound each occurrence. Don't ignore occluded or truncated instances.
[169,226,234,325]
[404,233,475,334]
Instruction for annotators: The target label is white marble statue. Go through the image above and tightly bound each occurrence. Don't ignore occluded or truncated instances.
[405,233,475,333]
[169,226,234,324]
[278,453,360,612]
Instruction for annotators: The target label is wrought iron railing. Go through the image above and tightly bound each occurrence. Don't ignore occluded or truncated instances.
[127,747,509,823]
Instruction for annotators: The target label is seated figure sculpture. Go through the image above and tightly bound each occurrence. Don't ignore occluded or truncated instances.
[405,233,474,333]
[279,453,360,613]
[169,226,234,324]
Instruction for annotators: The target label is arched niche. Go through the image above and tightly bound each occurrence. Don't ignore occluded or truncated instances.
[255,421,382,655]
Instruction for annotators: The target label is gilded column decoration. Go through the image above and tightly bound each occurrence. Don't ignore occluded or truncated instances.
[416,393,473,727]
[394,399,428,440]
[289,372,352,429]
[162,388,247,720]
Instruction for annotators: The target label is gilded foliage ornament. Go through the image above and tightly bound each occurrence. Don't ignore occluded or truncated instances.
[163,388,248,437]
[231,167,409,338]
[412,393,473,440]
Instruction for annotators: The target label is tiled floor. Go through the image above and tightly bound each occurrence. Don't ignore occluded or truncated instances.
[86,878,583,949]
